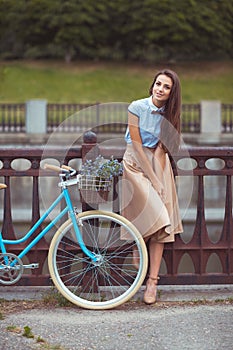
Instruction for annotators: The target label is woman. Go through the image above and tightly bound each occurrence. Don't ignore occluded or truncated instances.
[122,69,183,304]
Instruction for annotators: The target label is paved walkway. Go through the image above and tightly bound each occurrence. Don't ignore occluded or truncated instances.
[1,285,233,350]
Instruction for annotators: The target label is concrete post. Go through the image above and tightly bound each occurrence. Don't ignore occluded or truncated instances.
[26,99,47,134]
[199,100,221,144]
[199,100,222,205]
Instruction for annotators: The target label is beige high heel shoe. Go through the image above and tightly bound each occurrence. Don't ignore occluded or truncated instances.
[143,276,160,305]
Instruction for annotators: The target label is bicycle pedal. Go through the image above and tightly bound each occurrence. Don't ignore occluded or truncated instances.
[23,263,39,270]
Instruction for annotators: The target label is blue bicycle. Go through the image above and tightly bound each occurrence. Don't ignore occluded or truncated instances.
[0,164,148,310]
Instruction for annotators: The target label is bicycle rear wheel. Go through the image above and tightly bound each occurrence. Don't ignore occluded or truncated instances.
[48,210,148,310]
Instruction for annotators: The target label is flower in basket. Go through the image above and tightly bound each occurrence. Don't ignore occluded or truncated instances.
[80,155,123,191]
[95,156,123,179]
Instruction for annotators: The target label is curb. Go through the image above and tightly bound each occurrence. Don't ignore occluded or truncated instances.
[0,285,233,302]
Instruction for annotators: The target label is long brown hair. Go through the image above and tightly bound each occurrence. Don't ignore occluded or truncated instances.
[149,69,181,154]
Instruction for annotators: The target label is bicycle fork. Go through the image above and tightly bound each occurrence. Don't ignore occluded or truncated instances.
[63,188,99,263]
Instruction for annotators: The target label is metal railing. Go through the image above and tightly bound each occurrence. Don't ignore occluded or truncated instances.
[47,103,96,133]
[222,103,233,133]
[181,103,200,133]
[0,133,232,286]
[0,102,232,134]
[0,103,203,133]
[0,103,25,132]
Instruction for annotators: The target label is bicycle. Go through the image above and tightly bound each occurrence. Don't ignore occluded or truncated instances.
[0,164,148,310]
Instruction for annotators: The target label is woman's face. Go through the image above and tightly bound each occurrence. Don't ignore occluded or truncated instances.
[152,74,173,107]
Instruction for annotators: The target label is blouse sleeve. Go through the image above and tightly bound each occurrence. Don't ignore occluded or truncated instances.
[128,100,140,118]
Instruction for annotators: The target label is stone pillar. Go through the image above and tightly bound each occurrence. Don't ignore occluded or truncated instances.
[199,101,223,212]
[26,99,47,134]
[199,100,221,144]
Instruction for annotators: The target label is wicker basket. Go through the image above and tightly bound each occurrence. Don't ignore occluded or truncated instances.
[78,175,112,204]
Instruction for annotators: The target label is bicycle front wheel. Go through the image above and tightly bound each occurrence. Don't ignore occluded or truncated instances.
[48,210,148,310]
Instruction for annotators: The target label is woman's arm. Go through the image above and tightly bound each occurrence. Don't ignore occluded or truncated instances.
[153,142,166,182]
[128,112,164,197]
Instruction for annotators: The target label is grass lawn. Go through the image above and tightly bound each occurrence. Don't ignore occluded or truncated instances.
[0,60,232,103]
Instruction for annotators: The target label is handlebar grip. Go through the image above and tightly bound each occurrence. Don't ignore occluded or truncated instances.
[0,183,7,189]
[61,165,72,171]
[44,164,63,173]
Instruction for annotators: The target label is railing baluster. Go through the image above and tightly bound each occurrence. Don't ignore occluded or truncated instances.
[2,176,16,240]
[221,174,233,274]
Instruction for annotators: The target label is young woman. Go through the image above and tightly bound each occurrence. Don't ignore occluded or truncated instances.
[122,69,183,304]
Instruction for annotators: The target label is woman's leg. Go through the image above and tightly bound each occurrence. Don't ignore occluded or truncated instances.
[148,240,164,278]
[143,239,164,304]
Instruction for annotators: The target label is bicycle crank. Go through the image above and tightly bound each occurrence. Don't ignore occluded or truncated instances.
[0,253,24,285]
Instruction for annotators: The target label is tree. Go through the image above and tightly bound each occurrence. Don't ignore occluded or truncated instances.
[0,0,232,61]
[52,0,109,62]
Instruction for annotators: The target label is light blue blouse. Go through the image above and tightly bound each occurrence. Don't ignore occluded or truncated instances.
[125,96,164,148]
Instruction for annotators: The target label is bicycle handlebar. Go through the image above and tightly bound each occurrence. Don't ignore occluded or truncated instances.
[44,163,77,178]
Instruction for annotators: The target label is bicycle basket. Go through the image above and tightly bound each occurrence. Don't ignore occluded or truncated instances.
[78,175,112,204]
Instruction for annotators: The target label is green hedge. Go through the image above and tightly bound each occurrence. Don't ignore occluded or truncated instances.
[0,0,232,62]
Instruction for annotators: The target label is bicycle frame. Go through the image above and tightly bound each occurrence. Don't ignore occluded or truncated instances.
[0,169,149,309]
[0,178,97,263]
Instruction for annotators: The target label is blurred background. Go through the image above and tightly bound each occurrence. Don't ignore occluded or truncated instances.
[0,0,232,104]
[0,0,232,277]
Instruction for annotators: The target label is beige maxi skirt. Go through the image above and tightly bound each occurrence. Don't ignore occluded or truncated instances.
[121,144,183,243]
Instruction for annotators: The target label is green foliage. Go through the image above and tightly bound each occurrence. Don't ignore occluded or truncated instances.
[23,325,34,338]
[36,335,46,343]
[6,325,20,332]
[0,0,232,62]
[0,60,232,103]
[42,287,72,307]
